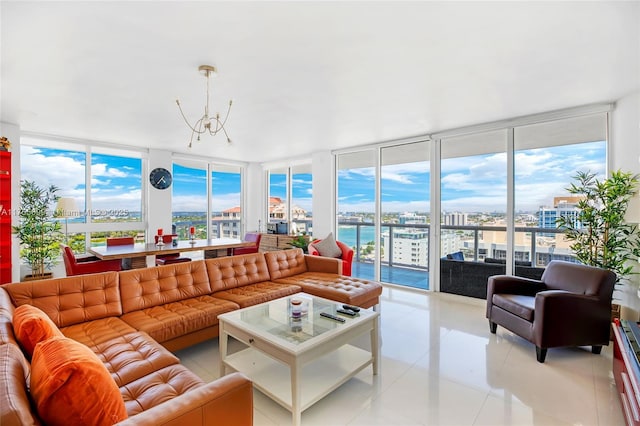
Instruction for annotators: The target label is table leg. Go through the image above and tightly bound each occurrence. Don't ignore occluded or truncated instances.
[371,316,380,375]
[219,323,228,377]
[291,359,302,426]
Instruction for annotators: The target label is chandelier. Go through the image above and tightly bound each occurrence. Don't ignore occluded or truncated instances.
[176,65,233,148]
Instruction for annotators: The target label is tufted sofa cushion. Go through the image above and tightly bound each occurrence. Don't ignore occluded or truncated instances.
[60,317,179,387]
[118,261,212,313]
[264,248,308,280]
[211,282,302,308]
[120,364,204,417]
[62,317,137,347]
[5,272,122,328]
[205,254,271,292]
[119,296,238,344]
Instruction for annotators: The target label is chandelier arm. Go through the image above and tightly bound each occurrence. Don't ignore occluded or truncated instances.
[219,100,233,128]
[177,100,207,134]
[210,115,222,135]
[219,122,232,143]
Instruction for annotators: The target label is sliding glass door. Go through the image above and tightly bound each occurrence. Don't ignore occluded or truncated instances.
[439,130,508,296]
[336,150,376,280]
[380,141,430,289]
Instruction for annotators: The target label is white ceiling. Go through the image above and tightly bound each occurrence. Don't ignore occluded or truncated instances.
[2,1,639,163]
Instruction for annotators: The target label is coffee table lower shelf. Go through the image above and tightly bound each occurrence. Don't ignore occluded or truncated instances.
[224,344,373,413]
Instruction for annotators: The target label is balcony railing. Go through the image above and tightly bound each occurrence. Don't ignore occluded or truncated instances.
[338,221,573,291]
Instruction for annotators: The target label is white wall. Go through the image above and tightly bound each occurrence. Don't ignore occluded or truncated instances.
[610,91,640,309]
[611,91,640,222]
[244,162,264,232]
[147,149,173,242]
[311,150,335,238]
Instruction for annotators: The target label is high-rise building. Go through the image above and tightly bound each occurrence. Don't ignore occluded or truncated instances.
[443,212,468,226]
[539,196,583,230]
[399,212,427,225]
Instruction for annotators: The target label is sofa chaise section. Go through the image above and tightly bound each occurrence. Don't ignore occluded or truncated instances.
[265,248,383,309]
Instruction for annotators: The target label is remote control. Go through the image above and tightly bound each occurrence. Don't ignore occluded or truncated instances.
[342,304,360,312]
[336,308,357,317]
[320,312,346,322]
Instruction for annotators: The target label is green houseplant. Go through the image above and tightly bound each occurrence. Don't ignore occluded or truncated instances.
[13,180,63,280]
[557,170,640,282]
[289,232,310,253]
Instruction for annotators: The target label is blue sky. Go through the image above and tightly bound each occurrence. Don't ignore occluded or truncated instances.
[338,141,606,213]
[21,141,605,214]
[269,173,313,212]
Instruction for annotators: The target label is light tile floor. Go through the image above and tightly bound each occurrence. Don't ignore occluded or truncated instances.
[175,287,625,425]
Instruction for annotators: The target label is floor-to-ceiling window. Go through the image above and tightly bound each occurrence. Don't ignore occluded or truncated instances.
[380,141,430,289]
[291,164,312,235]
[266,164,313,236]
[211,165,242,238]
[336,150,377,280]
[173,159,244,239]
[172,160,208,239]
[334,106,609,293]
[513,113,607,276]
[21,138,145,255]
[268,167,288,230]
[439,130,508,294]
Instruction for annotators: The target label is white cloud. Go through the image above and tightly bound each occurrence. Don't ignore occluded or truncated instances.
[92,163,129,178]
[20,146,85,192]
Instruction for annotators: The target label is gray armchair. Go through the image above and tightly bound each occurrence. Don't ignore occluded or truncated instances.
[486,260,616,363]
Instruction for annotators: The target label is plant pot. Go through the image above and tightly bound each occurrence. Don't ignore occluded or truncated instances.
[23,272,53,282]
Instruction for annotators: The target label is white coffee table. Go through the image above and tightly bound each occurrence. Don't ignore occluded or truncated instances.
[218,293,379,426]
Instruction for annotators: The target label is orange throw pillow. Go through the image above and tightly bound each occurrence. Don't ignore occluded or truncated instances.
[30,337,128,426]
[13,304,63,357]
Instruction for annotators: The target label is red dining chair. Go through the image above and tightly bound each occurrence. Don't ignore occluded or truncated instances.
[228,233,262,256]
[106,236,135,269]
[154,234,191,265]
[61,244,122,276]
[106,236,135,246]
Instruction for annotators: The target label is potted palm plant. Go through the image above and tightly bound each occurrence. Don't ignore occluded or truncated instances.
[13,180,63,280]
[557,170,639,282]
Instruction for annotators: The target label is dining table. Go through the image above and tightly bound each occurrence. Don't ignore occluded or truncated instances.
[88,238,255,268]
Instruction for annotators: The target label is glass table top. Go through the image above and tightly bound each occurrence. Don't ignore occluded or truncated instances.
[219,293,374,351]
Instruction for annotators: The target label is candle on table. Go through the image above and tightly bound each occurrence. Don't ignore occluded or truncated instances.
[157,228,163,236]
[190,226,195,236]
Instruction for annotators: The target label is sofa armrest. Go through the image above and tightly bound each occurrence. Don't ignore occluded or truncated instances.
[115,372,253,426]
[304,254,342,274]
[487,275,545,297]
[533,290,609,347]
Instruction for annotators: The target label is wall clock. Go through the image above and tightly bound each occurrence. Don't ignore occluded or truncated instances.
[149,167,172,190]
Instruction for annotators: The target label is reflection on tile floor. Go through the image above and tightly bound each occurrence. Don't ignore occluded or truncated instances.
[175,287,624,425]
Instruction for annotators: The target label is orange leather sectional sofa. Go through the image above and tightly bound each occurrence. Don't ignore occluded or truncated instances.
[0,248,382,425]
